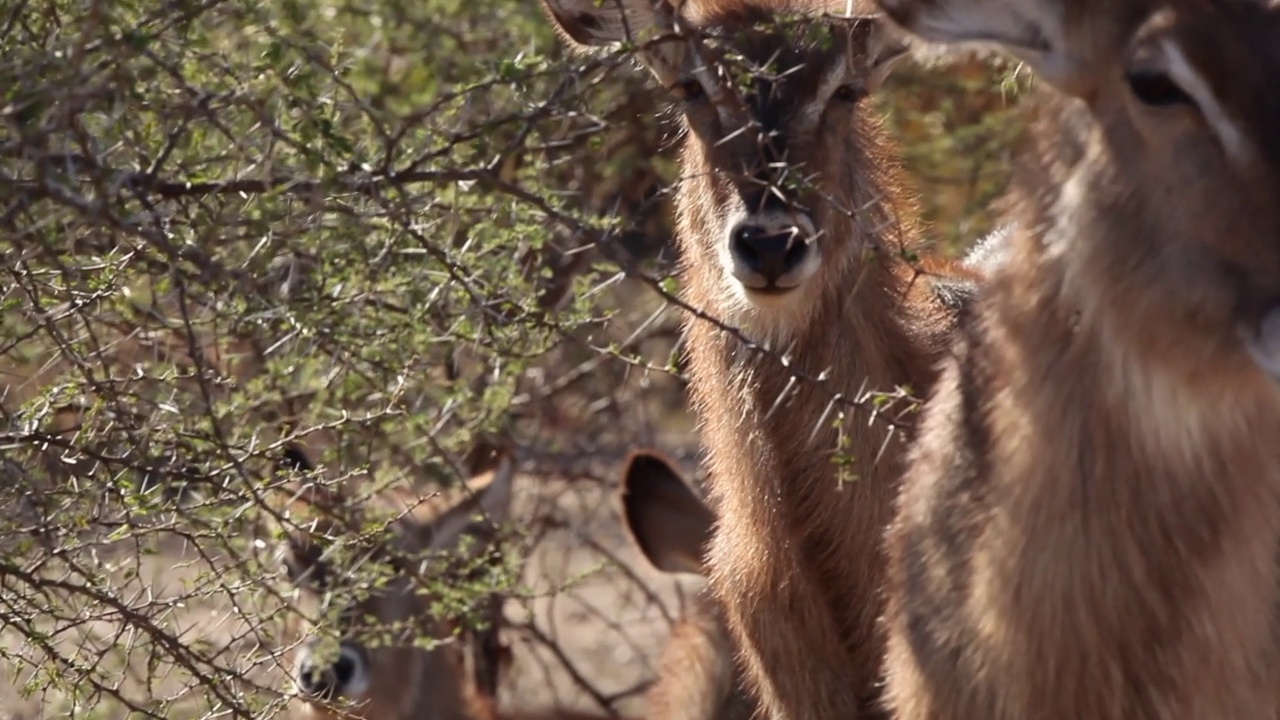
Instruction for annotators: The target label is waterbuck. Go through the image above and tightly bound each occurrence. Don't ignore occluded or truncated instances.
[874,0,1280,717]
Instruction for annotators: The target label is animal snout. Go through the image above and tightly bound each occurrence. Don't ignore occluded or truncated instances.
[729,219,817,292]
[296,641,369,700]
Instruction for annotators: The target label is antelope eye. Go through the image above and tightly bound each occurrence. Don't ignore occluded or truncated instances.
[832,82,866,104]
[671,77,706,102]
[1125,69,1196,109]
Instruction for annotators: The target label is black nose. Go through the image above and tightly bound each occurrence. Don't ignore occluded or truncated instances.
[298,651,357,699]
[298,658,336,699]
[730,224,809,285]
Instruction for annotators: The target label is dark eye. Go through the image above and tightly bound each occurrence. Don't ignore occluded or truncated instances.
[832,83,866,104]
[1125,70,1197,108]
[671,77,706,102]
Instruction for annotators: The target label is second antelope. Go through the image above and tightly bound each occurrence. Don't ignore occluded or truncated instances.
[270,444,663,720]
[874,0,1280,718]
[269,444,518,720]
[540,0,991,717]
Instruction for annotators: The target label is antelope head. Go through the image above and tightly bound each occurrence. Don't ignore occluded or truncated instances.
[269,446,515,720]
[542,0,910,337]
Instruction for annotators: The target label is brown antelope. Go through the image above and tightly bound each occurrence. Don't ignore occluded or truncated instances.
[270,445,643,720]
[270,444,518,720]
[617,450,755,720]
[0,321,270,500]
[539,1,990,717]
[871,1,1280,718]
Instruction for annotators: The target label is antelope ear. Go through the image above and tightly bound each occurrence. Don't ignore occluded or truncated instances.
[268,443,347,588]
[540,0,669,47]
[875,0,1077,87]
[423,452,517,554]
[619,450,713,577]
[863,16,911,92]
[540,0,689,88]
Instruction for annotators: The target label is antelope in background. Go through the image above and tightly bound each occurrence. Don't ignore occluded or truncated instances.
[270,444,668,720]
[539,0,990,717]
[873,0,1280,717]
[270,444,520,720]
[617,450,755,720]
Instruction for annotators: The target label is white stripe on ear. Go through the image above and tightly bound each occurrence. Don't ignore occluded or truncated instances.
[1161,39,1251,165]
[879,0,1077,87]
[885,0,1058,49]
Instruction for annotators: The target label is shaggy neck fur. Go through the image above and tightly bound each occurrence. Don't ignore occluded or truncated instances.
[675,111,968,720]
[645,589,756,720]
[884,90,1280,720]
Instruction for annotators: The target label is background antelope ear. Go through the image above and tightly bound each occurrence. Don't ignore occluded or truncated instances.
[539,0,667,47]
[619,450,713,577]
[422,452,517,554]
[863,16,911,92]
[540,0,689,88]
[266,443,347,587]
[875,0,1076,88]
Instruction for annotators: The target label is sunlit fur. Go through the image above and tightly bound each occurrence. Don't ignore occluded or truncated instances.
[875,1,1280,718]
[540,1,991,717]
[617,451,755,720]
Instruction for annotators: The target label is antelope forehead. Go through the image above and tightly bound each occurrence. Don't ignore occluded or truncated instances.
[739,57,848,126]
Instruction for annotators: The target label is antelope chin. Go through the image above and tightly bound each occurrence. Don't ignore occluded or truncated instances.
[717,274,821,349]
[730,261,821,309]
[737,281,802,304]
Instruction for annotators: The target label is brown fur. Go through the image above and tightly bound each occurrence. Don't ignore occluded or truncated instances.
[619,450,756,720]
[875,1,1280,718]
[540,2,986,717]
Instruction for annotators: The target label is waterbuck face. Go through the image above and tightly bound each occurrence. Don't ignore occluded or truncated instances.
[541,0,907,321]
[270,448,515,720]
[680,14,907,310]
[878,0,1280,375]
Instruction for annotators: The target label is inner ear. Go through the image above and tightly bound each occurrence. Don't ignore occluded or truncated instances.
[620,451,713,576]
[540,0,693,92]
[876,0,1077,87]
[281,536,329,589]
[542,1,671,60]
[418,453,517,555]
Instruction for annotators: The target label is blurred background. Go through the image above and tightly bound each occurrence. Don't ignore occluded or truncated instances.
[0,1,1026,718]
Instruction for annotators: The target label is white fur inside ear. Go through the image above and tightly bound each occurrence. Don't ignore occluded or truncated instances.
[962,223,1014,273]
[542,0,661,46]
[882,0,1064,78]
[1243,308,1280,383]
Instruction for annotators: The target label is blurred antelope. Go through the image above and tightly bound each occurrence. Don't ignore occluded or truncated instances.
[539,1,992,716]
[871,0,1280,718]
[271,444,517,720]
[617,451,755,720]
[270,445,643,720]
